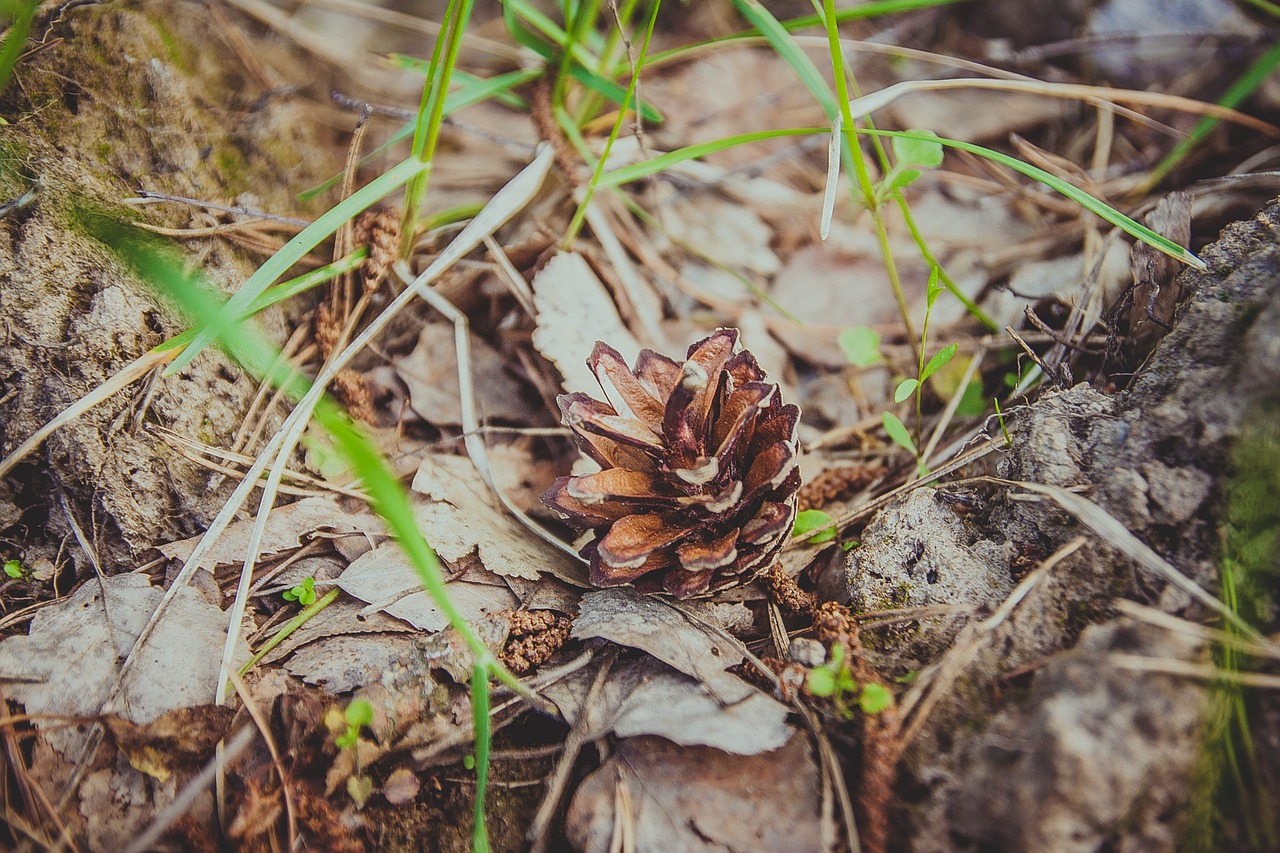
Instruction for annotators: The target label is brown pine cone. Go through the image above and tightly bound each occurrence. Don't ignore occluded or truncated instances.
[541,329,802,598]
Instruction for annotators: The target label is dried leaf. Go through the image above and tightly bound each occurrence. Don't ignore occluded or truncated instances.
[411,452,585,584]
[533,251,641,394]
[283,634,416,693]
[104,704,235,783]
[566,734,827,853]
[157,495,383,565]
[383,767,421,806]
[337,542,518,631]
[395,322,529,426]
[0,574,246,758]
[543,655,792,754]
[572,588,747,686]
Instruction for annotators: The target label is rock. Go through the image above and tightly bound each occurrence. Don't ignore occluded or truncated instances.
[850,198,1280,849]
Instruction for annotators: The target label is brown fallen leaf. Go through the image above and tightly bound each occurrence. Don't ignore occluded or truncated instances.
[543,655,793,755]
[566,733,829,853]
[0,573,246,758]
[412,452,585,585]
[395,321,530,426]
[532,251,641,394]
[104,704,235,783]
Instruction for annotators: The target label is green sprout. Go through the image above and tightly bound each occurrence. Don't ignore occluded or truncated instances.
[3,558,29,580]
[282,576,317,607]
[807,645,893,718]
[792,509,838,544]
[335,697,374,750]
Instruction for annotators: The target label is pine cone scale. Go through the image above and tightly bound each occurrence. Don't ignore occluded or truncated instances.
[542,329,802,599]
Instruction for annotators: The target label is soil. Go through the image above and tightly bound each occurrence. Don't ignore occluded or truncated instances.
[1,1,343,571]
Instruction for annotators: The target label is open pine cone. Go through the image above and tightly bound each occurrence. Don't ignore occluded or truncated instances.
[541,329,801,598]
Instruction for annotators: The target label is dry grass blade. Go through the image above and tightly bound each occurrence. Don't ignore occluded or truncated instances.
[0,348,171,479]
[1114,599,1280,661]
[843,77,1280,139]
[993,479,1275,647]
[1109,655,1280,689]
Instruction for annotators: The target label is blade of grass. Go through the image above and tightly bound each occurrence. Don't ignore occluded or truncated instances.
[298,68,540,204]
[734,0,836,117]
[564,0,661,247]
[471,662,493,853]
[166,157,428,375]
[0,0,37,94]
[1145,40,1280,190]
[597,126,824,186]
[401,0,476,253]
[859,127,1207,270]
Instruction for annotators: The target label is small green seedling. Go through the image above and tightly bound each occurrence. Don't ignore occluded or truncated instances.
[838,326,885,368]
[873,129,944,205]
[334,697,375,805]
[336,697,373,750]
[3,559,29,580]
[792,509,838,544]
[993,398,1013,448]
[807,645,893,718]
[282,576,317,607]
[886,268,957,474]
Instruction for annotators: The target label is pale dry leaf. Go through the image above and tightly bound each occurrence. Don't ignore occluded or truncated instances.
[770,241,912,367]
[383,767,422,806]
[336,541,518,631]
[485,441,564,515]
[566,733,827,853]
[543,655,793,755]
[261,598,412,666]
[79,764,154,853]
[157,494,383,565]
[394,322,529,426]
[532,251,640,394]
[572,588,746,686]
[0,573,246,758]
[411,452,583,583]
[283,634,415,693]
[653,182,780,277]
[888,87,1071,143]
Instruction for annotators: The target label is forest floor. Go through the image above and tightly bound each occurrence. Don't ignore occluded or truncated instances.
[1,1,1279,850]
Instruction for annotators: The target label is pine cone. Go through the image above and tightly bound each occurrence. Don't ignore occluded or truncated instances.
[541,329,801,598]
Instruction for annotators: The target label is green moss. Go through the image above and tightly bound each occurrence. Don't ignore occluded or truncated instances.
[148,17,194,75]
[215,146,249,194]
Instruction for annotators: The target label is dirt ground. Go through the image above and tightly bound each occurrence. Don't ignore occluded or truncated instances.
[1,1,1278,851]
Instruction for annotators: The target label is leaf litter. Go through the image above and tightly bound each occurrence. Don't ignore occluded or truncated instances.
[4,0,1280,849]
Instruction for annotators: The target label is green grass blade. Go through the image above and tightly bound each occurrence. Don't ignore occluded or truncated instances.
[165,156,428,375]
[0,0,37,94]
[470,662,493,853]
[153,250,367,353]
[858,128,1207,270]
[733,0,836,118]
[783,0,967,30]
[645,0,968,67]
[501,0,601,70]
[1147,40,1280,188]
[401,0,476,252]
[598,126,824,186]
